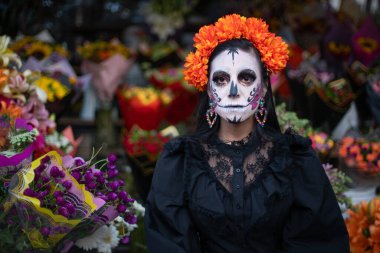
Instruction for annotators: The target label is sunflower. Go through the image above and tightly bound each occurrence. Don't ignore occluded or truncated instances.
[34,76,69,102]
[26,42,53,60]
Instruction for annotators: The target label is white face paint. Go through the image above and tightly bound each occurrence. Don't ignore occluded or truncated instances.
[209,48,264,124]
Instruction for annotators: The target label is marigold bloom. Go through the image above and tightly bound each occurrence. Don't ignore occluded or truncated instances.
[184,14,289,91]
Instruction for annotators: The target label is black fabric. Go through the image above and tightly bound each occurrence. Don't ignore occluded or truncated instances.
[145,127,350,253]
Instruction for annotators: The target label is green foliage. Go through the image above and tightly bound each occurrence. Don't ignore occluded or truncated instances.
[275,103,313,136]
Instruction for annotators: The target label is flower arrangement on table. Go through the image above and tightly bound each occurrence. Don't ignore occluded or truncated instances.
[0,150,144,253]
[339,137,380,175]
[10,36,69,61]
[345,197,380,253]
[145,67,198,124]
[322,163,352,209]
[117,85,173,130]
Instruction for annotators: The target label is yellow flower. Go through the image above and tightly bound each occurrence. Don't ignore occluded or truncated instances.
[26,42,53,59]
[35,76,69,102]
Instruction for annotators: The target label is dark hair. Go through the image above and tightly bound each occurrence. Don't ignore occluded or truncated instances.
[193,39,280,139]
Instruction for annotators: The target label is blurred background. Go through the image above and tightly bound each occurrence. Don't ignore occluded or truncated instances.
[0,0,380,252]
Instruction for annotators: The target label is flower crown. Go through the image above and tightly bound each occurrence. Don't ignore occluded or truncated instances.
[184,14,289,91]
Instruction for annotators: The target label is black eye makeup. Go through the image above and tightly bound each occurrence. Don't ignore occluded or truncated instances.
[238,69,256,86]
[212,71,230,86]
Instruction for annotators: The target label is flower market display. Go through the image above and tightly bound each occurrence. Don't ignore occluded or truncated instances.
[0,35,144,253]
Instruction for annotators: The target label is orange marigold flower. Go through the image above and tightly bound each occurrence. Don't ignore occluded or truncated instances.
[184,14,289,91]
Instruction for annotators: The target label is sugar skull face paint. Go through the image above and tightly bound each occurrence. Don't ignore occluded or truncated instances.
[208,48,264,124]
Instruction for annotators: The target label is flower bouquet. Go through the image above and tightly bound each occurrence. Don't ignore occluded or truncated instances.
[322,163,352,210]
[122,126,172,201]
[309,131,334,162]
[345,197,380,253]
[145,67,198,124]
[339,137,380,175]
[117,85,172,130]
[10,36,69,62]
[0,116,38,205]
[0,150,143,253]
[24,57,89,119]
[78,39,134,103]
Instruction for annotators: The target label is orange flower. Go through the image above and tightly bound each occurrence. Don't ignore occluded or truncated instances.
[0,69,9,90]
[346,198,380,252]
[184,14,289,91]
[0,101,22,124]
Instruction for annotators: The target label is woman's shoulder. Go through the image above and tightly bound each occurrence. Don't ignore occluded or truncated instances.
[151,135,199,197]
[280,129,328,185]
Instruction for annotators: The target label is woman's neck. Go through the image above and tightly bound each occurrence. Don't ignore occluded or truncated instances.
[218,116,255,142]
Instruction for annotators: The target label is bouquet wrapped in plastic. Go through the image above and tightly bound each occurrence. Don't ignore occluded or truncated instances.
[1,150,142,253]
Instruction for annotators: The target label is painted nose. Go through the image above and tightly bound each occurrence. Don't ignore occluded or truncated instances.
[229,81,239,97]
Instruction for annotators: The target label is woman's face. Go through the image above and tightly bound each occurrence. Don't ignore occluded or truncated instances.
[209,48,264,124]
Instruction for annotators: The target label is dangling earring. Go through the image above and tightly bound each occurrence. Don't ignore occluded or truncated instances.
[206,100,217,128]
[255,98,267,127]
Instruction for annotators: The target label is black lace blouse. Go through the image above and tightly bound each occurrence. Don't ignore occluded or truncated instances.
[144,127,349,253]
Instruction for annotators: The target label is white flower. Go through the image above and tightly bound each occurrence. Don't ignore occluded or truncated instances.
[132,201,145,217]
[75,225,119,253]
[75,228,102,251]
[97,225,120,253]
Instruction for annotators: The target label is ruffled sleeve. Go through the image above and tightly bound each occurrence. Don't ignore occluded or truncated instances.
[144,138,201,253]
[281,134,350,253]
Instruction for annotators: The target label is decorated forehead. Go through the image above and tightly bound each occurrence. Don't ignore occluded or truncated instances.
[184,14,289,92]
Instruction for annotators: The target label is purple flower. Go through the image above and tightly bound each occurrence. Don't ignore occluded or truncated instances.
[39,190,49,198]
[41,156,51,164]
[97,176,106,184]
[36,183,43,189]
[107,169,119,179]
[23,188,35,197]
[58,206,69,217]
[59,171,66,178]
[62,180,72,190]
[84,171,94,182]
[117,203,127,213]
[124,213,137,224]
[107,192,118,201]
[36,164,46,172]
[87,181,97,189]
[75,158,85,167]
[40,227,50,237]
[118,191,128,201]
[107,154,117,164]
[65,203,75,214]
[107,163,117,170]
[94,170,104,178]
[118,180,125,187]
[124,197,135,203]
[50,166,61,178]
[121,236,130,244]
[42,176,50,183]
[71,171,81,181]
[53,191,64,198]
[56,196,66,206]
[107,181,119,191]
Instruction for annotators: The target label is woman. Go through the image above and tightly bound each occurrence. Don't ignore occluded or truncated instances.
[145,14,349,253]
